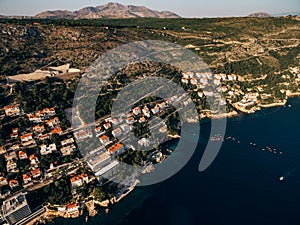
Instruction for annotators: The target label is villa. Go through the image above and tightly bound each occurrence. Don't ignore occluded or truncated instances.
[4,104,21,117]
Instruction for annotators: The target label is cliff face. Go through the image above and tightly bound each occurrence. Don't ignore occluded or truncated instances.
[34,2,181,19]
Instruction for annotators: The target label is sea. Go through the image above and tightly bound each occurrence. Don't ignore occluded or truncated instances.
[49,97,300,225]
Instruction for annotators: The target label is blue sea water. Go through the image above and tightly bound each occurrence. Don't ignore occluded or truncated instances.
[50,97,300,225]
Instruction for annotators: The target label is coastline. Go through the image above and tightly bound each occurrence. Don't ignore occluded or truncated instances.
[33,180,140,224]
[39,94,300,225]
[258,100,287,108]
[286,91,300,97]
[205,110,239,119]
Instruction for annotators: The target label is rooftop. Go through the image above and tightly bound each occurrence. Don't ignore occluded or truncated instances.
[2,192,29,215]
[88,151,111,167]
[108,142,124,154]
[94,160,119,177]
[70,173,88,183]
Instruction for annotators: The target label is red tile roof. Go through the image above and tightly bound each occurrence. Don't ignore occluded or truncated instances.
[66,203,77,209]
[70,173,87,183]
[100,135,108,141]
[108,142,124,154]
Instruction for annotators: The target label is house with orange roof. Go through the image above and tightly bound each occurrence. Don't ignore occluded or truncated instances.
[198,91,204,98]
[151,105,160,115]
[159,125,168,133]
[74,129,92,141]
[38,133,49,140]
[10,128,18,138]
[22,174,32,184]
[8,179,19,188]
[181,77,189,84]
[228,74,237,81]
[33,124,45,133]
[43,107,56,116]
[139,117,146,123]
[221,86,228,92]
[18,151,28,160]
[20,133,33,142]
[99,135,110,145]
[29,155,39,167]
[66,203,79,214]
[0,176,8,186]
[126,117,135,124]
[108,142,125,156]
[70,173,88,188]
[20,133,35,146]
[46,117,60,128]
[50,126,63,135]
[6,160,17,172]
[182,71,194,79]
[31,168,41,178]
[190,78,198,85]
[27,113,42,123]
[95,126,104,137]
[112,128,122,138]
[4,104,20,117]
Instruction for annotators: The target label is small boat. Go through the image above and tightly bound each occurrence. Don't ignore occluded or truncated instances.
[279,176,284,181]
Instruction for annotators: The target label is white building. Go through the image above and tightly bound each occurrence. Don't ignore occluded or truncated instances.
[40,143,56,155]
[112,128,122,138]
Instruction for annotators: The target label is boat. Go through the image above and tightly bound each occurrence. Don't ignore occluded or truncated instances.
[279,176,284,181]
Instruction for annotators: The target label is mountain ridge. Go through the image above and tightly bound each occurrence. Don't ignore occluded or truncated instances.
[248,12,272,18]
[34,2,181,19]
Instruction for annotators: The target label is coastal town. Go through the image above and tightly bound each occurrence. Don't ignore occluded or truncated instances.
[0,58,299,224]
[0,13,299,225]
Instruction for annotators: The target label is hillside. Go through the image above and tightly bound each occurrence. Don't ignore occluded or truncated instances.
[0,17,299,78]
[34,2,181,19]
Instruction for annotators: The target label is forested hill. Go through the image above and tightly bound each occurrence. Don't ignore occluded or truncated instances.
[0,16,299,78]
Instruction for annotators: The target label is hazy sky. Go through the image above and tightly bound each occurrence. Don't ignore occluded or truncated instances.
[0,0,299,17]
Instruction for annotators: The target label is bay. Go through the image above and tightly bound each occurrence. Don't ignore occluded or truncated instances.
[50,97,300,225]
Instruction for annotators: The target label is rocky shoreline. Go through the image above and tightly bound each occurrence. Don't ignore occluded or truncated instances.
[29,94,300,225]
[30,180,140,224]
